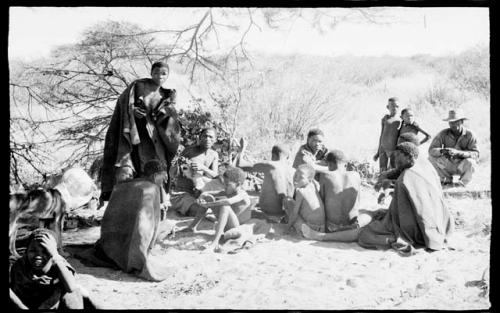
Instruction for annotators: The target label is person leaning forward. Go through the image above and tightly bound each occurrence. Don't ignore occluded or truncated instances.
[428,109,479,186]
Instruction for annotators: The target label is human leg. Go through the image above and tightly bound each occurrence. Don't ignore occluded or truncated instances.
[379,150,389,172]
[209,205,240,250]
[301,223,361,242]
[457,158,476,186]
[428,156,454,183]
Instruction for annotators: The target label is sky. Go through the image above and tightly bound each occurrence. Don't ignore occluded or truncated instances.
[9,7,489,61]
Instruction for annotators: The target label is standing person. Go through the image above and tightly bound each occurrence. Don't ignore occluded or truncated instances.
[99,61,181,204]
[373,97,401,172]
[397,108,431,145]
[292,128,328,171]
[170,127,220,216]
[428,109,479,186]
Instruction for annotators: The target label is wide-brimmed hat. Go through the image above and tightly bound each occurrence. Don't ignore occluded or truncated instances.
[443,109,468,122]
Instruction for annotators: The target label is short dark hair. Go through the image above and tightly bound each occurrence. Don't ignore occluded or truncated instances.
[201,127,217,137]
[326,149,347,164]
[401,108,412,116]
[151,61,169,73]
[223,166,247,185]
[398,133,420,146]
[143,159,168,177]
[271,145,288,157]
[307,128,324,138]
[396,142,419,160]
[388,97,399,103]
[297,163,315,180]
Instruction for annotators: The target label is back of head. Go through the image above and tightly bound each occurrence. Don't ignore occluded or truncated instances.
[223,166,247,185]
[326,149,347,165]
[143,159,168,177]
[396,142,419,160]
[297,163,315,180]
[399,133,420,146]
[388,97,399,103]
[271,144,289,158]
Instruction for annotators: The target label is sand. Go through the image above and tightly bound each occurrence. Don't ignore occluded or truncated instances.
[57,183,491,310]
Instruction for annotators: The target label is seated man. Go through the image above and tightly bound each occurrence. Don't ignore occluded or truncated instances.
[319,150,365,232]
[170,127,219,216]
[80,159,170,281]
[301,142,453,254]
[234,139,295,218]
[428,109,479,186]
[177,167,253,252]
[286,163,326,236]
[292,128,329,174]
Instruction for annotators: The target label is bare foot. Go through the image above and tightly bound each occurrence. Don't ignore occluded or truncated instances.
[301,224,322,240]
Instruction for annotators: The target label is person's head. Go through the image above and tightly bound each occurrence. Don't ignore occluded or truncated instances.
[394,142,419,170]
[387,97,400,116]
[222,166,246,194]
[199,127,217,151]
[443,109,467,135]
[293,163,315,188]
[143,159,168,185]
[398,133,420,146]
[26,228,57,273]
[401,108,414,124]
[150,61,169,87]
[271,144,289,161]
[325,149,347,171]
[115,165,134,183]
[306,128,324,153]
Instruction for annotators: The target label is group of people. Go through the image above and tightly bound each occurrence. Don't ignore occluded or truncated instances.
[10,61,481,308]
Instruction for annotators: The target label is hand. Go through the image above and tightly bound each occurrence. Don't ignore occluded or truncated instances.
[373,153,379,162]
[133,107,147,119]
[444,148,459,157]
[190,162,207,172]
[37,233,59,257]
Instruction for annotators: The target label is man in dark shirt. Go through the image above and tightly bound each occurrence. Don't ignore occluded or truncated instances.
[428,109,479,186]
[292,128,328,170]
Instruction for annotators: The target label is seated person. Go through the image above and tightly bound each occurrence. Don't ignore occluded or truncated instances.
[170,127,219,216]
[285,163,326,236]
[177,167,252,252]
[87,159,170,281]
[292,128,329,175]
[98,165,135,209]
[301,142,453,254]
[10,228,99,309]
[233,138,295,218]
[319,150,365,232]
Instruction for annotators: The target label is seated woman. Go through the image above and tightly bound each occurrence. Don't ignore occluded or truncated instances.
[10,228,100,309]
[300,142,453,255]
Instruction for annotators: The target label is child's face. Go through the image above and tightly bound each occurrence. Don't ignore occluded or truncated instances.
[387,101,399,115]
[224,180,239,194]
[26,241,52,273]
[402,110,414,124]
[151,66,169,86]
[115,167,134,183]
[293,169,311,188]
[307,135,324,153]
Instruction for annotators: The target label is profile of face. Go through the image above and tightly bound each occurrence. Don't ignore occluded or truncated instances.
[200,130,216,150]
[26,240,52,273]
[224,180,239,195]
[402,110,414,124]
[115,166,134,183]
[151,66,169,87]
[387,101,399,116]
[293,168,311,188]
[153,171,168,185]
[307,134,324,153]
[394,150,412,170]
[448,119,464,135]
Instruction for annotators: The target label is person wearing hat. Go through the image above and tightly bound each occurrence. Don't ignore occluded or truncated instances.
[428,109,479,186]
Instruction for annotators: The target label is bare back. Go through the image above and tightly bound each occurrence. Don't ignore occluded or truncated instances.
[296,182,325,228]
[320,170,361,226]
[254,161,294,216]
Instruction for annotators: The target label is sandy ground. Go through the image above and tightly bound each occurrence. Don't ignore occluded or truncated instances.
[59,183,491,310]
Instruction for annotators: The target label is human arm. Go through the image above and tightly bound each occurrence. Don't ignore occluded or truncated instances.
[203,190,247,208]
[374,116,385,161]
[10,288,29,309]
[428,131,445,158]
[191,154,219,179]
[414,124,431,145]
[286,191,303,230]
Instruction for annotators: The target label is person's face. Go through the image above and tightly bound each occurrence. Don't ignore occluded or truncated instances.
[402,110,414,124]
[153,171,168,185]
[307,135,324,153]
[115,167,134,183]
[394,150,411,169]
[224,180,239,194]
[26,241,52,273]
[151,66,169,86]
[200,130,216,150]
[387,101,399,116]
[293,169,311,188]
[449,119,464,135]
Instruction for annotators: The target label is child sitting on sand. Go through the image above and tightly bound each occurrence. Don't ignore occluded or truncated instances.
[10,228,99,309]
[177,166,252,252]
[285,163,326,236]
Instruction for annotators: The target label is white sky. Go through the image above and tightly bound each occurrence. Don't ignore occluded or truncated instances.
[9,7,489,60]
